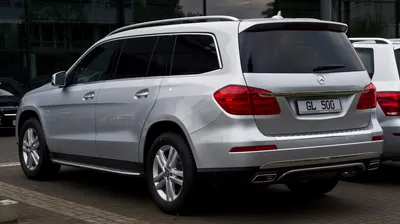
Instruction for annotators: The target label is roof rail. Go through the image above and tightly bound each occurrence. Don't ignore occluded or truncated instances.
[349,37,393,44]
[107,15,239,37]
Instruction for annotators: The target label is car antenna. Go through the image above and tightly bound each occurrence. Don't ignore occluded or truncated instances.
[271,11,283,19]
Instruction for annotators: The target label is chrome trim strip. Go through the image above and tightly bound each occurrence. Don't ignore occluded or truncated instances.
[51,159,142,176]
[277,163,366,181]
[260,152,380,169]
[3,114,16,117]
[273,90,360,97]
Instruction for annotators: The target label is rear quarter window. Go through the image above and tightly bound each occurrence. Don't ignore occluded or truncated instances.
[354,48,374,78]
[239,29,365,74]
[394,49,400,78]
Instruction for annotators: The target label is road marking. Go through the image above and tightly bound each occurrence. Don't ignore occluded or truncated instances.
[0,199,18,205]
[0,181,149,224]
[0,162,20,168]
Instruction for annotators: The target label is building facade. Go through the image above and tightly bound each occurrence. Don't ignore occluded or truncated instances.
[0,0,398,90]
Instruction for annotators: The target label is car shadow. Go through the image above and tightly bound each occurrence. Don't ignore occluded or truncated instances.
[51,167,363,221]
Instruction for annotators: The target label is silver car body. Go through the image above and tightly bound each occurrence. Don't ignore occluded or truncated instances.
[351,38,400,161]
[16,17,383,181]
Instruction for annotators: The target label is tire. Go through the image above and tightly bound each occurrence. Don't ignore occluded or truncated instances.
[146,132,197,215]
[286,177,339,197]
[18,118,60,180]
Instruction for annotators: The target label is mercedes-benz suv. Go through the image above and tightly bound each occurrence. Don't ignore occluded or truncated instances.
[16,14,383,214]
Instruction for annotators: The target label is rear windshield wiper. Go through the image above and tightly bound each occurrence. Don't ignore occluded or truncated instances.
[312,64,346,72]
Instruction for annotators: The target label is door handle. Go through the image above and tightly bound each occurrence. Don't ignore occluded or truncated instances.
[134,89,149,99]
[82,91,95,101]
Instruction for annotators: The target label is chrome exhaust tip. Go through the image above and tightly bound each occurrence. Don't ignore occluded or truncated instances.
[368,161,380,171]
[252,173,277,183]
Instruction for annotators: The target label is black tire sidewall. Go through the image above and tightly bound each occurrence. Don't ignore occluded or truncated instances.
[145,132,197,214]
[18,118,51,178]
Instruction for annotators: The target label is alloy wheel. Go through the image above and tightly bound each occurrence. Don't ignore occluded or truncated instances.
[152,145,184,202]
[22,128,40,170]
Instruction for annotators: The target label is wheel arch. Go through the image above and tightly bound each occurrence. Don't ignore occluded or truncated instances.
[17,108,46,141]
[139,119,199,168]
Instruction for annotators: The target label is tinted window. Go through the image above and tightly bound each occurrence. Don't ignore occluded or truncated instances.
[355,48,374,78]
[239,30,365,73]
[394,49,400,78]
[69,41,121,85]
[114,37,158,79]
[147,36,175,77]
[171,35,220,76]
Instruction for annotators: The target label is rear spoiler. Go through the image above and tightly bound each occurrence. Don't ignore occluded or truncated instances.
[239,20,348,33]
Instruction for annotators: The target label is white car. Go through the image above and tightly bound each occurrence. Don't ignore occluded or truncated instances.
[351,38,400,162]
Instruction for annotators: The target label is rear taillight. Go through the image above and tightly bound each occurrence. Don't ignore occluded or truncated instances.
[376,92,400,116]
[213,85,281,115]
[356,83,376,110]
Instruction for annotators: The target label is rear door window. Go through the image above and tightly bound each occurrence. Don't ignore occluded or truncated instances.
[354,48,374,78]
[239,29,365,74]
[147,36,175,77]
[114,36,158,79]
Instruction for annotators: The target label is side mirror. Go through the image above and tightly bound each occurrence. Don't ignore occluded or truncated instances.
[51,71,66,87]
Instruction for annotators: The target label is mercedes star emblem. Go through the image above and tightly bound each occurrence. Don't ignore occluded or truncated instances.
[316,74,326,85]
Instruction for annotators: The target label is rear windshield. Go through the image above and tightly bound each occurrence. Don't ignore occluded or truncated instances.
[239,30,365,73]
[354,48,374,78]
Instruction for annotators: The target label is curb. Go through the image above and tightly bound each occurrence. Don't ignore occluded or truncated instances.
[0,200,18,224]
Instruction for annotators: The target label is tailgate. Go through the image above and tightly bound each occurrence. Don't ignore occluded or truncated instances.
[238,20,373,135]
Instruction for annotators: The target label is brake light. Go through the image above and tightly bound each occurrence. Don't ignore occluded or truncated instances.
[376,92,400,116]
[213,85,281,115]
[356,83,376,110]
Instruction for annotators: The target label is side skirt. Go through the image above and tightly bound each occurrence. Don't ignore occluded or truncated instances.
[50,153,144,176]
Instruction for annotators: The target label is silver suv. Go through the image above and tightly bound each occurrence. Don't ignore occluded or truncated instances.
[351,38,400,162]
[16,15,383,214]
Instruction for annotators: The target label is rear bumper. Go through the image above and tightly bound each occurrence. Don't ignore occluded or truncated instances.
[381,126,400,160]
[198,158,379,184]
[189,113,383,170]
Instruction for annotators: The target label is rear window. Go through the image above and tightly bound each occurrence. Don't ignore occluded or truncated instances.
[239,30,365,73]
[354,48,374,78]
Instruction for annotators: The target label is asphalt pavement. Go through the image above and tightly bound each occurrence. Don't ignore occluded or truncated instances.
[1,130,400,223]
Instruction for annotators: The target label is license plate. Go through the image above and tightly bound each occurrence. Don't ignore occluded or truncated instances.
[12,120,15,126]
[297,99,342,115]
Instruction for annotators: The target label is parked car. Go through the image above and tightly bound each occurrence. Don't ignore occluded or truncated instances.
[16,14,383,214]
[0,78,23,132]
[350,38,400,162]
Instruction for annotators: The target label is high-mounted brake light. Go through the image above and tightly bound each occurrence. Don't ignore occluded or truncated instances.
[356,83,376,110]
[376,92,400,116]
[213,85,281,115]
